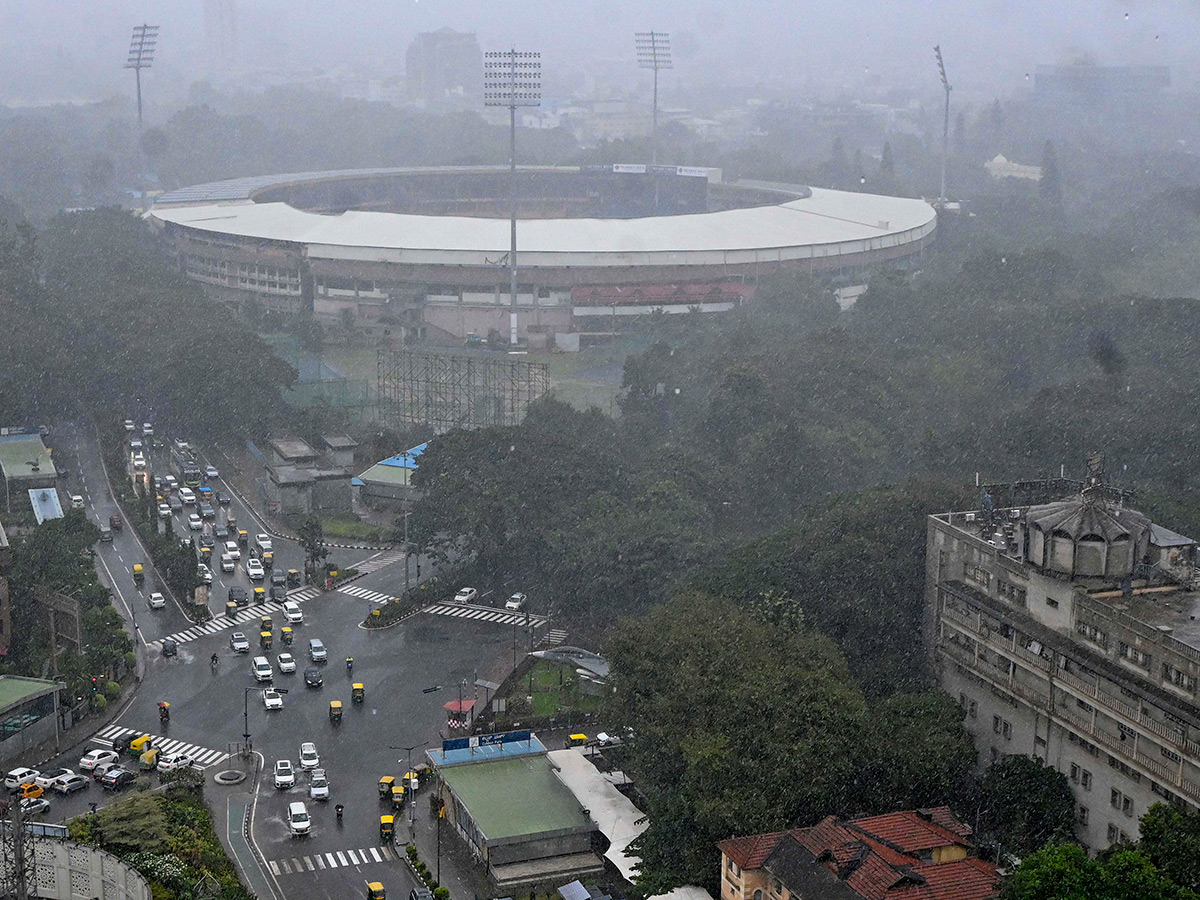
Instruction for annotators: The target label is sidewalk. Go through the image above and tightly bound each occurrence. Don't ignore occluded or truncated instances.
[406,793,491,900]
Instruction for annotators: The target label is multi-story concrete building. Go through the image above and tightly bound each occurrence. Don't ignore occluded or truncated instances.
[405,28,482,106]
[925,467,1200,851]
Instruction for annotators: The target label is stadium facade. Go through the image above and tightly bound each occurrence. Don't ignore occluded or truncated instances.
[149,166,937,344]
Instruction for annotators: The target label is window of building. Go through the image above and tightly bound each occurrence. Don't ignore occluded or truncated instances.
[1111,788,1122,809]
[993,715,1002,735]
[753,890,762,900]
[968,700,977,719]
[727,859,740,877]
[1119,830,1131,844]
[1078,805,1089,825]
[1162,663,1198,694]
[1118,641,1151,670]
[1046,597,1060,609]
[1082,770,1092,790]
[965,564,991,589]
[1002,720,1012,740]
[989,747,1000,764]
[1108,755,1143,783]
[1123,796,1133,817]
[771,880,782,896]
[1076,621,1108,648]
[1070,763,1080,783]
[1107,823,1119,844]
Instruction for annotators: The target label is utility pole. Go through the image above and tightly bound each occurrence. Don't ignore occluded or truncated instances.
[402,502,411,596]
[934,45,951,203]
[635,31,672,166]
[485,49,541,346]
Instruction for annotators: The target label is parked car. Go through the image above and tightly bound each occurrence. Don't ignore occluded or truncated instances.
[53,774,89,795]
[230,632,250,653]
[148,592,166,609]
[274,760,295,789]
[157,753,194,773]
[79,749,118,771]
[20,797,50,816]
[101,768,136,791]
[263,689,284,710]
[277,652,297,673]
[35,768,73,789]
[5,768,39,791]
[454,587,479,604]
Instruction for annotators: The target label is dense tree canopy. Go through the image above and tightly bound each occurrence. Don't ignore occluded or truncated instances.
[1003,844,1200,900]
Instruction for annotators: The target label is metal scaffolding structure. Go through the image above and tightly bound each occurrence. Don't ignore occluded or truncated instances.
[376,350,549,432]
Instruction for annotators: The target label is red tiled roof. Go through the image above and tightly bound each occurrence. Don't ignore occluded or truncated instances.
[850,809,972,854]
[905,858,1000,900]
[717,832,786,869]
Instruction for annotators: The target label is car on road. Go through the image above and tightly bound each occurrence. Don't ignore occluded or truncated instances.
[162,638,178,657]
[309,769,330,800]
[90,761,119,782]
[213,524,229,539]
[197,563,213,585]
[229,586,248,607]
[287,801,311,837]
[168,495,183,511]
[79,749,119,772]
[163,474,178,490]
[132,453,145,470]
[199,502,216,519]
[303,667,323,688]
[20,797,50,816]
[101,768,136,791]
[206,465,219,479]
[142,422,153,438]
[109,513,123,531]
[409,888,434,900]
[596,732,622,747]
[148,592,166,609]
[271,570,287,587]
[273,760,295,789]
[298,742,319,770]
[188,514,203,531]
[454,587,479,604]
[252,656,273,683]
[179,487,196,505]
[70,494,85,509]
[35,768,73,789]
[230,632,250,653]
[225,541,241,560]
[157,753,194,773]
[5,768,39,791]
[505,592,526,611]
[283,601,303,624]
[307,639,326,662]
[157,503,171,519]
[221,554,235,573]
[53,774,89,795]
[246,558,264,580]
[263,689,284,710]
[255,533,273,553]
[277,652,297,673]
[218,491,231,505]
[123,419,135,433]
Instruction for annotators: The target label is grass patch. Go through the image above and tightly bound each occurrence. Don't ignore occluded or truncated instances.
[511,660,605,717]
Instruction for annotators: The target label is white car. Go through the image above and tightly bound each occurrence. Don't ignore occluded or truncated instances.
[197,563,213,585]
[132,453,146,470]
[225,541,241,561]
[283,601,303,624]
[229,632,250,653]
[123,419,135,433]
[206,465,219,479]
[157,752,194,773]
[298,742,319,770]
[179,487,196,504]
[35,768,73,789]
[148,592,166,609]
[20,797,50,817]
[252,656,273,682]
[309,768,330,801]
[158,503,171,519]
[277,652,297,673]
[221,553,235,573]
[246,558,264,580]
[163,475,178,490]
[188,514,203,531]
[288,801,311,836]
[263,689,284,710]
[454,587,479,604]
[5,768,39,791]
[256,534,273,553]
[505,592,526,611]
[274,759,295,789]
[79,749,119,772]
[142,422,153,437]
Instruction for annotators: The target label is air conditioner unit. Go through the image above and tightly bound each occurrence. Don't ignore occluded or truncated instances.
[965,513,976,522]
[1010,509,1021,519]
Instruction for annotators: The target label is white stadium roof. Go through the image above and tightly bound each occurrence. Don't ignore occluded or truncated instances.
[150,175,936,271]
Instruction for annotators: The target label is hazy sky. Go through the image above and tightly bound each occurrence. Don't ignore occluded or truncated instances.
[1,1,1196,106]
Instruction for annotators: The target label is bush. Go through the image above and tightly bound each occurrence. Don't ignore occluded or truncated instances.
[103,681,121,700]
[91,694,108,711]
[406,844,417,860]
[434,887,450,900]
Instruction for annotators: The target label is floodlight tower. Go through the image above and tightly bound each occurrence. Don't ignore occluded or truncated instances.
[485,49,541,346]
[635,31,672,166]
[934,44,951,202]
[126,24,159,130]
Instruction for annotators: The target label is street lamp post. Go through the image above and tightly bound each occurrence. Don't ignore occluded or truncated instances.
[635,31,672,167]
[402,504,411,596]
[934,45,952,203]
[125,24,159,131]
[485,49,541,346]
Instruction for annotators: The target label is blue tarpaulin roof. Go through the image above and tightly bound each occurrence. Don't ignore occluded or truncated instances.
[378,443,427,470]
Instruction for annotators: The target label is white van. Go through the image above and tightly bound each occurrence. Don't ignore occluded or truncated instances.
[178,487,196,505]
[70,495,85,510]
[287,801,311,836]
[283,601,303,624]
[252,656,273,682]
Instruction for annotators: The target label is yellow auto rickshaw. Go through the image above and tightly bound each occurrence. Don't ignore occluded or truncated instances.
[129,734,153,757]
[139,747,160,770]
[329,700,342,724]
[253,587,266,605]
[237,529,249,547]
[378,776,395,800]
[352,683,365,704]
[566,733,588,748]
[281,626,294,646]
[367,882,386,900]
[263,551,274,569]
[260,615,273,632]
[259,631,273,651]
[287,569,301,587]
[379,816,395,843]
[391,784,404,810]
[132,563,145,584]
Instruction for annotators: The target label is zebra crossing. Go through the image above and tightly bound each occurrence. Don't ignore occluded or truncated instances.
[268,843,400,875]
[92,725,228,768]
[349,549,406,575]
[150,587,318,648]
[422,603,548,629]
[543,628,568,647]
[288,585,322,602]
[338,584,399,605]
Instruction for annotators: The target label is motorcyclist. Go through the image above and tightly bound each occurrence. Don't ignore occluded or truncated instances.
[335,803,344,822]
[346,656,354,673]
[211,652,219,668]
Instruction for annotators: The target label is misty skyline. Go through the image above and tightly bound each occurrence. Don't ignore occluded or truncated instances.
[0,1,1195,108]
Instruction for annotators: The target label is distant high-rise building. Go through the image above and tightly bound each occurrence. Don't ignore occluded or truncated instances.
[204,0,238,74]
[405,28,482,104]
